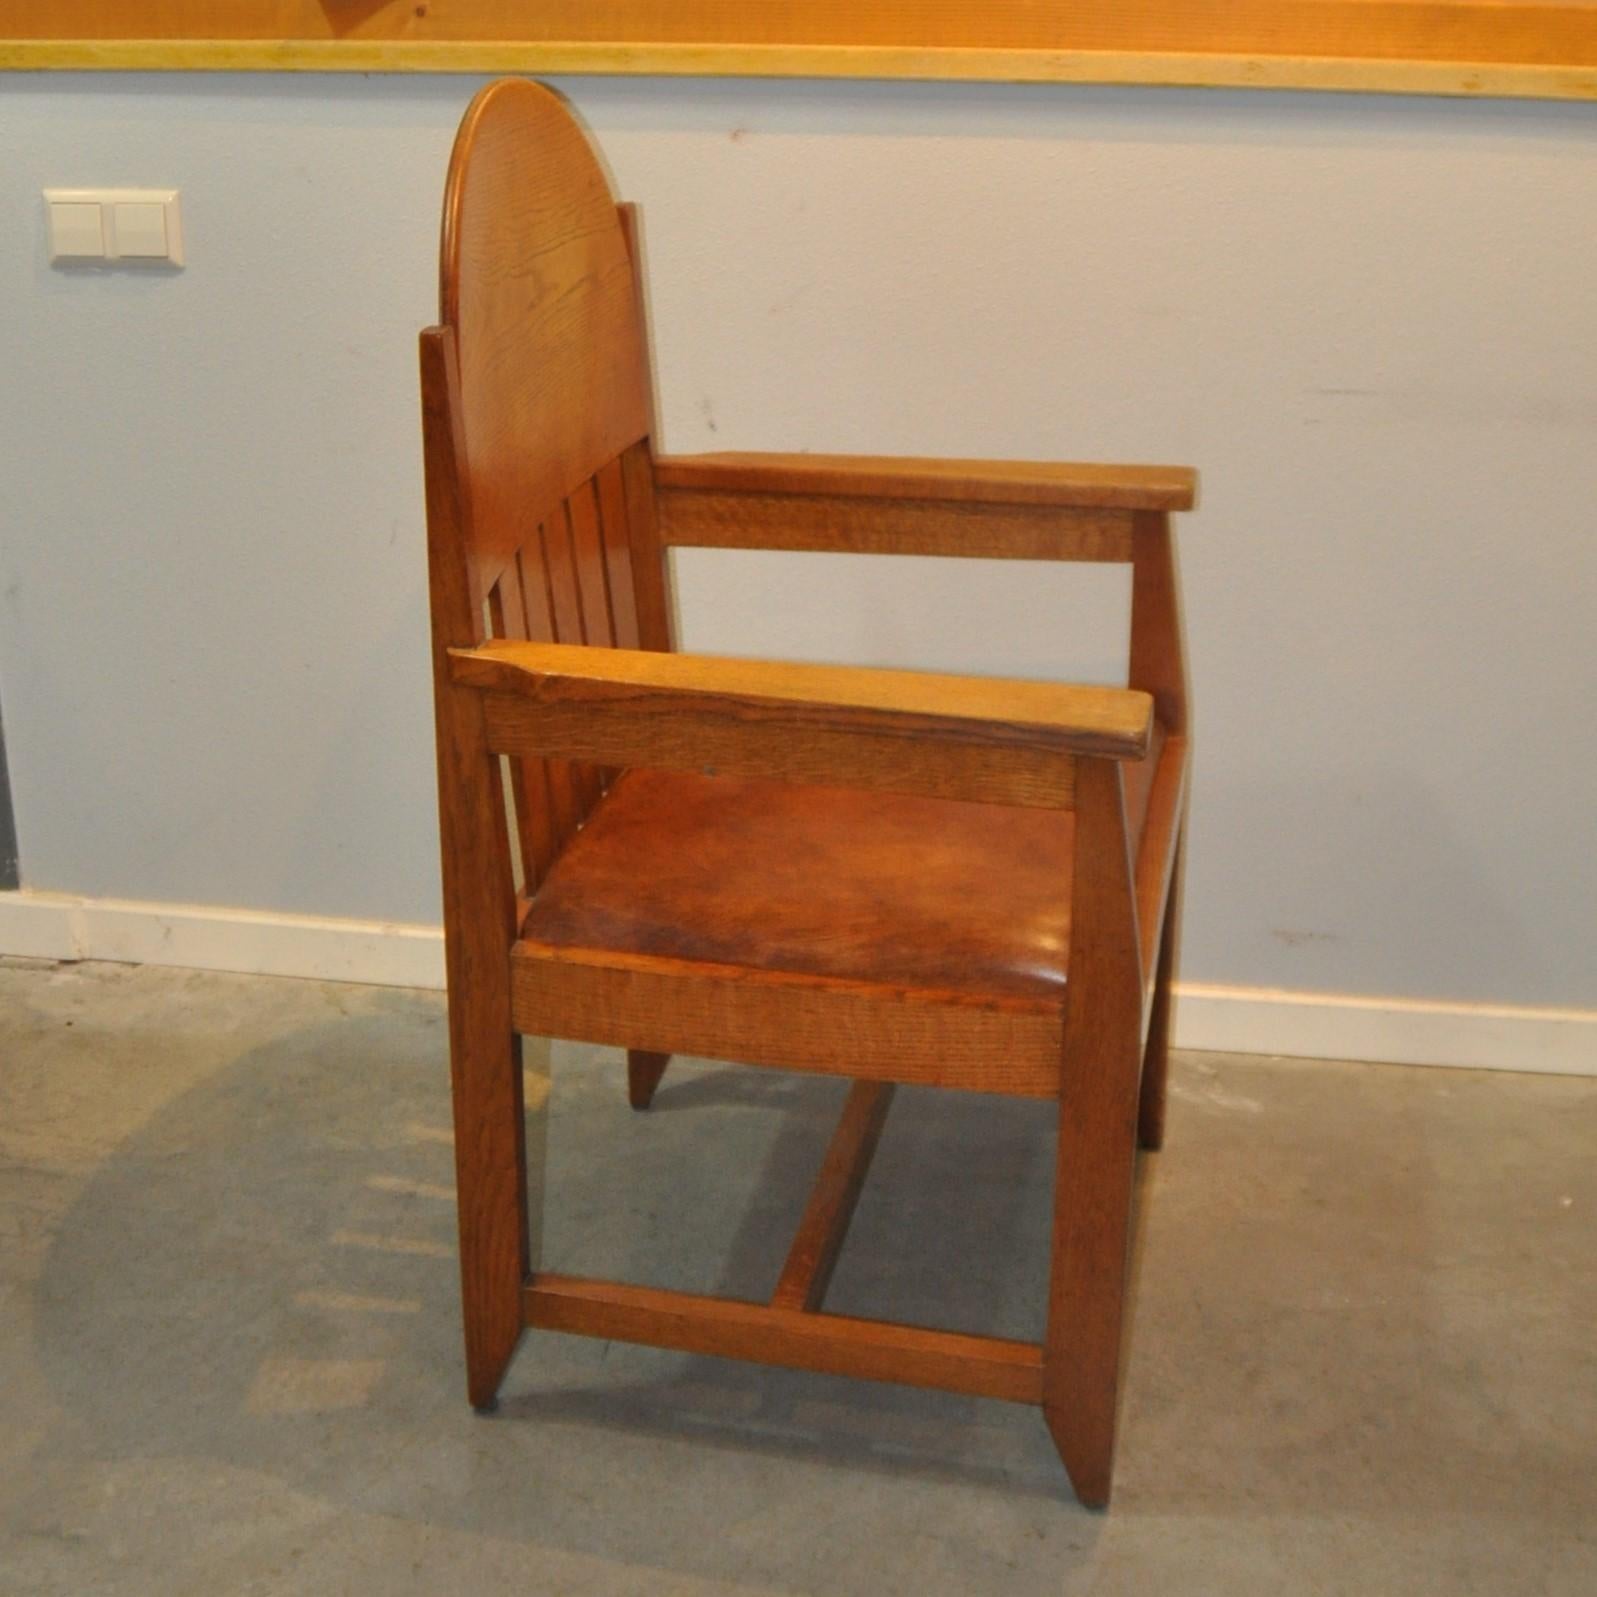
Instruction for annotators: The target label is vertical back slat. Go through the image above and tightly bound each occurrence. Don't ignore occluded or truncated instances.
[493,449,674,863]
[567,478,617,649]
[567,473,623,790]
[542,509,586,645]
[595,457,642,650]
[543,505,605,814]
[488,561,558,890]
[520,530,584,844]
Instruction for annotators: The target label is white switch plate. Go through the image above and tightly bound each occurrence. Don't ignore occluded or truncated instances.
[47,201,103,259]
[45,188,183,265]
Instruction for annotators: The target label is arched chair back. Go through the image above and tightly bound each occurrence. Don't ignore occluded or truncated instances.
[425,78,669,890]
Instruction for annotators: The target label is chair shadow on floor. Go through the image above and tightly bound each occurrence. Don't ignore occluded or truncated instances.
[29,994,1594,1581]
[28,1001,1106,1550]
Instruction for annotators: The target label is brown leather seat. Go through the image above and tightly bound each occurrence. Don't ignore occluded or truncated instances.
[521,758,1157,1003]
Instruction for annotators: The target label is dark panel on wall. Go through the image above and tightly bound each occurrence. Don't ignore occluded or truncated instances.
[0,697,17,889]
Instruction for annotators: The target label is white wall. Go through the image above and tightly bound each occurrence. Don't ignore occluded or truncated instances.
[2,75,1594,1009]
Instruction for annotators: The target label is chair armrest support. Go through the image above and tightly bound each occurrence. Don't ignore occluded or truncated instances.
[654,452,1197,512]
[449,640,1153,809]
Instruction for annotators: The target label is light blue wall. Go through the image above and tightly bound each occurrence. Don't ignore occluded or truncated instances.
[3,75,1595,1005]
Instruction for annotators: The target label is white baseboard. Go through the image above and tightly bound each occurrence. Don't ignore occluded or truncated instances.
[1173,981,1595,1078]
[1,888,1592,1077]
[0,888,446,991]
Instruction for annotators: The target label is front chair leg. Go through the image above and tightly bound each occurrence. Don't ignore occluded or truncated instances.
[449,1017,530,1413]
[627,1050,670,1110]
[1043,753,1145,1507]
[1042,1032,1142,1509]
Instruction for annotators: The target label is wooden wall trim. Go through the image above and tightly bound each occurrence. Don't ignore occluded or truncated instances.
[3,18,1596,101]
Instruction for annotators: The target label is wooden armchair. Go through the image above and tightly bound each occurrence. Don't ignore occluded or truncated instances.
[421,79,1193,1508]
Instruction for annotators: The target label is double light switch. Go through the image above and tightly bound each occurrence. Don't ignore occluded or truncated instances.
[46,189,184,265]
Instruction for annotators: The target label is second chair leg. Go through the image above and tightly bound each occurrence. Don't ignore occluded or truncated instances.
[1042,1035,1142,1510]
[1044,757,1146,1507]
[1138,838,1185,1152]
[628,1050,671,1110]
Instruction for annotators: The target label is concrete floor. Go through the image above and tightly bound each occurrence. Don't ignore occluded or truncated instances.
[1,957,1593,1596]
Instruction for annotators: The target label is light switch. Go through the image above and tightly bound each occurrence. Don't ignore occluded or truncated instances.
[48,200,105,261]
[112,201,167,258]
[43,189,183,266]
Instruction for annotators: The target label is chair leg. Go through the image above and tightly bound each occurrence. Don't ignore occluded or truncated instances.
[627,1049,670,1110]
[1042,755,1148,1506]
[449,1015,529,1413]
[1041,983,1143,1507]
[1138,839,1184,1153]
[1042,1035,1142,1509]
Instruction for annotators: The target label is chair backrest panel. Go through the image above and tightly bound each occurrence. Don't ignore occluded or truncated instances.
[434,79,656,887]
[441,78,651,607]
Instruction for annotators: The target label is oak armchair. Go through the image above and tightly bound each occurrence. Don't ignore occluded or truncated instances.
[422,79,1193,1508]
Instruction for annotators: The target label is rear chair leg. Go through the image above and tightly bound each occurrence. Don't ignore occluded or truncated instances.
[628,1050,670,1110]
[1138,839,1184,1152]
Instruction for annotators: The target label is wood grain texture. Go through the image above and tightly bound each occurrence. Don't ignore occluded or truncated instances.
[771,1081,896,1311]
[539,500,605,813]
[15,0,1595,57]
[419,79,1196,1500]
[593,456,643,651]
[478,687,1083,809]
[524,1273,1044,1403]
[656,452,1196,511]
[440,79,649,602]
[511,941,1064,1096]
[620,438,674,653]
[1044,756,1146,1509]
[436,80,663,857]
[657,487,1134,562]
[616,201,675,655]
[420,325,526,1409]
[1139,838,1185,1154]
[452,636,1144,753]
[1134,738,1190,992]
[563,479,615,649]
[486,557,557,890]
[1127,509,1191,1149]
[13,6,1597,101]
[1130,737,1188,1153]
[556,479,619,796]
[1130,512,1189,736]
[509,530,584,854]
[454,635,1150,757]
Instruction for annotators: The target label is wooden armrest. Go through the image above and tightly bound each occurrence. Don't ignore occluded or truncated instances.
[449,640,1154,809]
[652,452,1194,561]
[654,452,1197,512]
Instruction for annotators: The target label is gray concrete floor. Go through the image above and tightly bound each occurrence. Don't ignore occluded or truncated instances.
[1,957,1593,1596]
